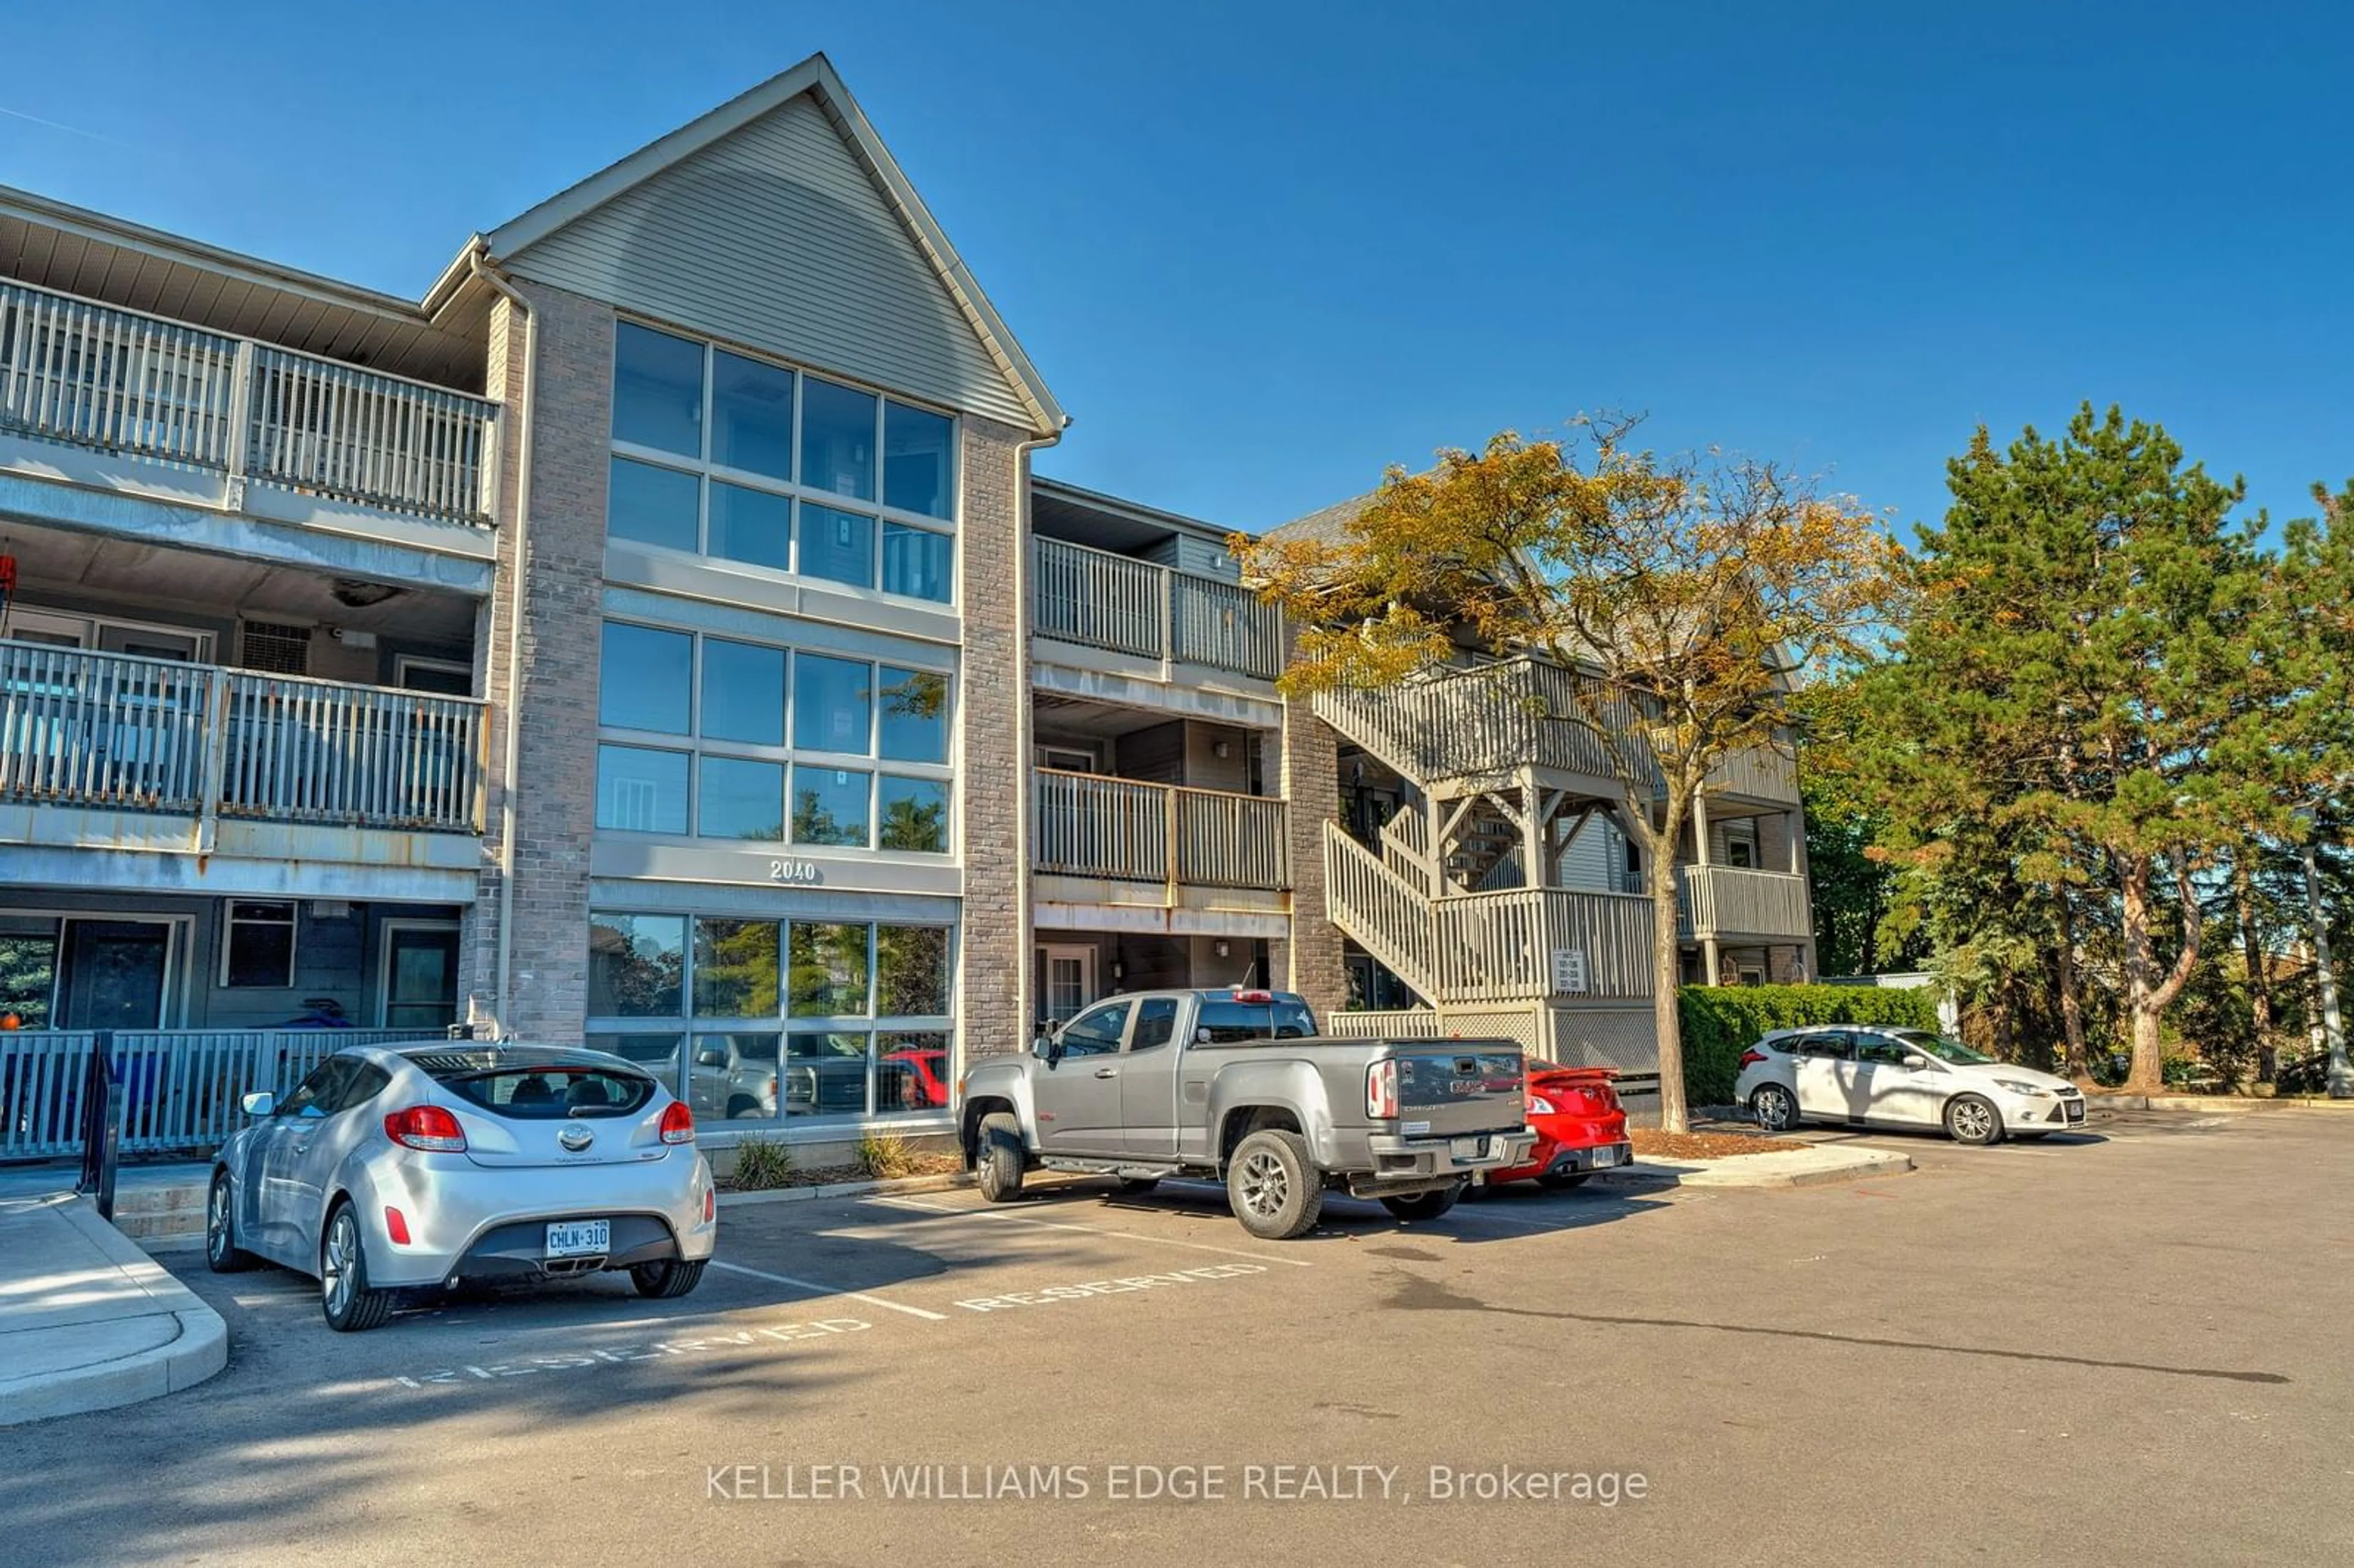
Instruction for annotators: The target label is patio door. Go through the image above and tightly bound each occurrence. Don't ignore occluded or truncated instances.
[1036,945,1097,1028]
[56,919,174,1030]
[381,922,462,1032]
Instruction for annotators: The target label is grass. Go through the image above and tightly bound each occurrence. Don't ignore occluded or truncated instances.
[727,1134,795,1190]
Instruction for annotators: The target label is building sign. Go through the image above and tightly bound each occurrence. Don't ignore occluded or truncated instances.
[769,859,824,885]
[1550,947,1589,995]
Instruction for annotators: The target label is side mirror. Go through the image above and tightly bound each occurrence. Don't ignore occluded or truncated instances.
[1901,1054,1930,1071]
[1196,1027,1213,1045]
[695,1048,729,1068]
[241,1091,276,1118]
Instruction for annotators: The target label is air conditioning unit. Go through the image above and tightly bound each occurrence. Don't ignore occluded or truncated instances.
[240,620,312,675]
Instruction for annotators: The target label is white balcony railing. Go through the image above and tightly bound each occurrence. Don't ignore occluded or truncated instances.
[1677,864,1813,940]
[0,642,486,834]
[1032,768,1288,891]
[1032,536,1283,681]
[0,276,497,526]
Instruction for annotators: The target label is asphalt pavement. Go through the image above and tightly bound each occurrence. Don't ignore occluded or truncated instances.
[0,1105,2344,1567]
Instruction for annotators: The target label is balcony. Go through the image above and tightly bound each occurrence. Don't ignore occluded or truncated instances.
[1676,864,1812,941]
[0,276,497,528]
[0,642,486,889]
[1031,536,1284,684]
[1032,769,1288,890]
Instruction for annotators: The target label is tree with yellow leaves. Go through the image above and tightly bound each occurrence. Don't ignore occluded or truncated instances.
[1239,419,1902,1131]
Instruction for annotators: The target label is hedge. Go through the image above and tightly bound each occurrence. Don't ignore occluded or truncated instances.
[1678,983,1941,1106]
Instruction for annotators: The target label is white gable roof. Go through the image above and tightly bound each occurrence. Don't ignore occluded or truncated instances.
[486,53,1062,435]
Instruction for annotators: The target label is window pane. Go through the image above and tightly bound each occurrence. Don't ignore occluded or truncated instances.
[881,523,953,603]
[698,756,786,841]
[690,1032,780,1121]
[878,777,948,853]
[710,351,793,480]
[790,922,871,1018]
[800,378,876,501]
[883,402,954,519]
[596,745,689,832]
[875,1030,950,1114]
[798,503,875,588]
[609,457,700,551]
[709,481,793,571]
[590,1033,683,1097]
[694,918,780,1018]
[875,925,950,1016]
[784,1032,870,1117]
[225,904,296,989]
[793,653,872,754]
[600,622,692,733]
[877,667,947,761]
[588,914,684,1016]
[612,323,703,457]
[792,766,871,847]
[698,639,786,745]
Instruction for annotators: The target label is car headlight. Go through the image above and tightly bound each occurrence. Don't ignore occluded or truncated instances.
[1992,1079,2051,1098]
[1527,1095,1557,1116]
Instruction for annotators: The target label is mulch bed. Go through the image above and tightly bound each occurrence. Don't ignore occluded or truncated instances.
[1632,1127,1805,1160]
[723,1150,964,1193]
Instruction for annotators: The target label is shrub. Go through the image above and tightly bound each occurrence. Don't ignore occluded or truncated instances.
[856,1129,920,1181]
[727,1134,794,1190]
[1680,983,1942,1106]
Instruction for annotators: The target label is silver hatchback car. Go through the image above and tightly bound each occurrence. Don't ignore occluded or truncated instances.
[207,1042,718,1331]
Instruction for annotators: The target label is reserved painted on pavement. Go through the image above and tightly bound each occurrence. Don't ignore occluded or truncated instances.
[953,1263,1268,1312]
[387,1317,871,1388]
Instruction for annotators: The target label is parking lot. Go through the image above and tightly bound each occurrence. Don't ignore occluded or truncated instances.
[3,1105,2348,1567]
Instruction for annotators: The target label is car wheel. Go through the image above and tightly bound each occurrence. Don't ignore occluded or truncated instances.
[205,1169,258,1273]
[1944,1093,2005,1146]
[1117,1177,1162,1195]
[319,1201,394,1333]
[1227,1128,1323,1240]
[1750,1083,1799,1133]
[630,1258,706,1299]
[726,1094,760,1120]
[1536,1171,1591,1190]
[975,1112,1026,1203]
[1381,1184,1464,1222]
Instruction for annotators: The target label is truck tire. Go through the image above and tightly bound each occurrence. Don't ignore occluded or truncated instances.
[976,1111,1026,1203]
[1381,1184,1464,1223]
[1227,1128,1322,1239]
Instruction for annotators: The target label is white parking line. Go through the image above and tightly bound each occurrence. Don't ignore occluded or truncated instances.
[708,1259,949,1321]
[869,1196,1315,1268]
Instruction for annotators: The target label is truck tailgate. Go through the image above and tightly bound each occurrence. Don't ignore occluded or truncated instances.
[1392,1044,1526,1138]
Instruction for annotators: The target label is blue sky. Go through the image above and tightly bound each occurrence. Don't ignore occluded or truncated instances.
[7,1,2347,538]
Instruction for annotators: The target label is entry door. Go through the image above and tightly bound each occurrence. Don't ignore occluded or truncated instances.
[381,924,461,1032]
[58,921,172,1030]
[1037,945,1097,1027]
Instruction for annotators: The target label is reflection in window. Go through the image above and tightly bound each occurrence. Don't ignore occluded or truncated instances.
[708,481,793,571]
[798,503,875,589]
[697,756,785,841]
[596,745,689,833]
[800,378,877,501]
[882,402,954,520]
[697,639,786,745]
[612,324,703,456]
[793,654,872,754]
[709,351,793,480]
[876,1031,950,1113]
[785,1032,870,1117]
[878,667,947,761]
[790,922,870,1017]
[878,777,948,852]
[882,523,952,603]
[690,1033,780,1121]
[693,918,780,1018]
[875,925,950,1016]
[588,915,685,1016]
[600,623,692,733]
[608,457,700,552]
[793,767,871,847]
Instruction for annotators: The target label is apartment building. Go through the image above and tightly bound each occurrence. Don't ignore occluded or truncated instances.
[0,51,1811,1160]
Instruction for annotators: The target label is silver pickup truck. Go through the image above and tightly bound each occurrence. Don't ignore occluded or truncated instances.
[958,988,1536,1239]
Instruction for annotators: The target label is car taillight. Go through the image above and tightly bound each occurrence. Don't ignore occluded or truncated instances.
[1366,1059,1399,1120]
[660,1100,695,1145]
[703,1184,716,1224]
[1527,1094,1557,1116]
[384,1105,467,1152]
[1738,1049,1769,1068]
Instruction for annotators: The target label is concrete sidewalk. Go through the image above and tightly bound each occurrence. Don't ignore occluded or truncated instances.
[0,1189,227,1426]
[1603,1141,1916,1190]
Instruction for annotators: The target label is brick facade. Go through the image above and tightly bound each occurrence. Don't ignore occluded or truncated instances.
[460,283,614,1040]
[1276,698,1348,1018]
[955,416,1034,1059]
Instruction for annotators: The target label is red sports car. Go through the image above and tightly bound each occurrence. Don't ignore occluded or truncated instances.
[1480,1061,1632,1189]
[883,1047,951,1110]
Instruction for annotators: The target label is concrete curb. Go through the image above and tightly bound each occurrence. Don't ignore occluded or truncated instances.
[718,1170,978,1209]
[1603,1147,1916,1192]
[2092,1093,2354,1113]
[0,1195,227,1426]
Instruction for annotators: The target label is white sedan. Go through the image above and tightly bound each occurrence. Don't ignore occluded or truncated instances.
[1734,1026,2087,1145]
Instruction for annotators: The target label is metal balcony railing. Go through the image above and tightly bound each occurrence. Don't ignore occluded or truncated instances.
[1676,864,1813,940]
[1031,536,1284,681]
[1031,768,1289,891]
[0,276,497,526]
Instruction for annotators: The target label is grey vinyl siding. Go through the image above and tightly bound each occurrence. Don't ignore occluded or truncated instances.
[1556,814,1627,893]
[506,94,1030,428]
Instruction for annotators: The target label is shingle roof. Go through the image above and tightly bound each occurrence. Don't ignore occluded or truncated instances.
[1263,487,1385,548]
